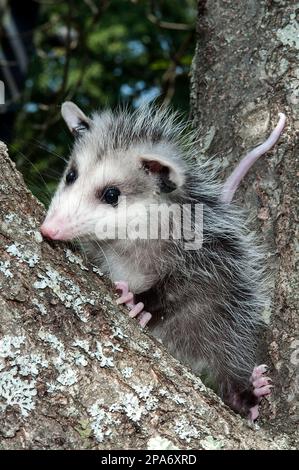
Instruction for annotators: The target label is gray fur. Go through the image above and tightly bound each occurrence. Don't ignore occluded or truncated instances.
[46,103,269,416]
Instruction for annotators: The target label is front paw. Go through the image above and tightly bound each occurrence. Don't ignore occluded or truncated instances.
[115,281,152,328]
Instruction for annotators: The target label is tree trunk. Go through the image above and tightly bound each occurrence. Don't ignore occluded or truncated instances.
[190,0,298,439]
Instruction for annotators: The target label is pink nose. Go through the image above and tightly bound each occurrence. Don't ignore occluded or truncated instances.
[40,223,60,240]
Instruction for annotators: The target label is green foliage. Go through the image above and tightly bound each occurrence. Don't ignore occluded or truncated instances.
[11,0,196,204]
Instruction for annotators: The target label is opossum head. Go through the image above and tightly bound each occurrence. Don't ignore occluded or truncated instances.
[40,102,187,244]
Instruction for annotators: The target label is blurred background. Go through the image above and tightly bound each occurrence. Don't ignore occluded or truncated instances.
[0,0,196,204]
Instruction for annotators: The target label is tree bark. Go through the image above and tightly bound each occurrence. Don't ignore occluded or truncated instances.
[190,0,298,439]
[0,141,294,450]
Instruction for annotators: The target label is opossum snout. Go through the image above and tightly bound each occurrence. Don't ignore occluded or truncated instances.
[40,215,71,241]
[40,223,59,240]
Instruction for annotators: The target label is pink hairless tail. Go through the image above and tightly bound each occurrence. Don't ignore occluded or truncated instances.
[221,113,286,203]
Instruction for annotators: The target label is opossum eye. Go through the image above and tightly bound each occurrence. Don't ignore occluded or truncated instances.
[102,187,121,206]
[65,169,78,185]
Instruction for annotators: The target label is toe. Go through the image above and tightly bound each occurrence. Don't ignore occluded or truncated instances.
[251,364,268,382]
[253,384,272,398]
[252,377,271,389]
[116,292,134,305]
[115,281,129,296]
[249,404,259,422]
[139,311,152,328]
[129,302,144,318]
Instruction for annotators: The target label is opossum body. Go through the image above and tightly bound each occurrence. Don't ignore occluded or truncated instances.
[41,103,285,420]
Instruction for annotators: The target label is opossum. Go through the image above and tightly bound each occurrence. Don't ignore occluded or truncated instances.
[41,102,285,420]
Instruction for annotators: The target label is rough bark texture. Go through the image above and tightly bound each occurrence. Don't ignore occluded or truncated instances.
[190,0,298,440]
[0,141,294,450]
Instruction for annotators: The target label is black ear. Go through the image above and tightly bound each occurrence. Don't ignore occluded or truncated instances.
[61,101,91,136]
[141,156,184,193]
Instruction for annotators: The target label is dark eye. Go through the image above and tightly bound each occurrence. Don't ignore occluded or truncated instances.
[103,187,121,206]
[65,169,78,185]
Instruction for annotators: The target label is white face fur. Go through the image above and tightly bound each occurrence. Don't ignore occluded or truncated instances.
[41,102,187,253]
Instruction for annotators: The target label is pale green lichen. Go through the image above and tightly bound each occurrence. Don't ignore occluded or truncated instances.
[110,326,128,341]
[6,243,39,267]
[103,340,123,353]
[133,384,153,399]
[277,16,299,50]
[38,330,79,393]
[75,419,93,439]
[144,395,159,412]
[72,339,90,353]
[38,331,84,381]
[72,351,89,367]
[0,335,25,358]
[0,260,13,278]
[158,388,186,405]
[121,367,133,378]
[32,298,48,315]
[72,338,115,368]
[200,436,223,450]
[171,394,186,405]
[64,249,88,271]
[147,435,179,450]
[0,336,48,416]
[105,392,146,425]
[0,368,37,417]
[88,400,118,443]
[132,384,159,411]
[94,341,114,368]
[153,350,162,359]
[57,368,78,386]
[11,353,49,376]
[121,393,144,422]
[25,229,43,244]
[139,340,150,351]
[290,340,299,366]
[174,417,199,443]
[34,265,95,322]
[38,331,65,358]
[92,266,104,276]
[4,212,22,224]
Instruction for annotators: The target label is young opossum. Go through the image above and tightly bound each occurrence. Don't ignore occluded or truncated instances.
[41,102,285,420]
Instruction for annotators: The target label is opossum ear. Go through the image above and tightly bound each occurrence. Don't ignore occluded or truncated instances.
[140,155,184,193]
[61,101,91,136]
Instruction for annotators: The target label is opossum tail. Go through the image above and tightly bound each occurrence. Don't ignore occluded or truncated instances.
[221,112,286,203]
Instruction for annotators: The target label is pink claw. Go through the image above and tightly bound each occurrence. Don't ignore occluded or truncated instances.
[139,311,152,328]
[129,302,144,318]
[253,384,272,398]
[250,364,268,382]
[115,281,152,328]
[252,377,271,389]
[249,404,259,422]
[116,292,134,305]
[249,364,272,421]
[115,281,129,296]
